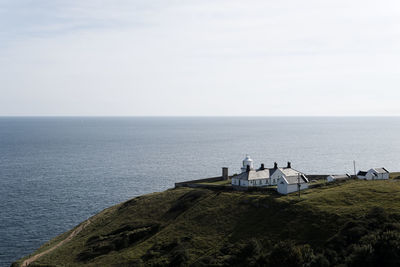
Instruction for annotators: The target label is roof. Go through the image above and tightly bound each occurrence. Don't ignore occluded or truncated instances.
[235,167,308,184]
[235,169,271,181]
[357,171,368,176]
[373,168,389,174]
[235,166,306,182]
[279,167,303,177]
[283,174,308,184]
[328,174,350,180]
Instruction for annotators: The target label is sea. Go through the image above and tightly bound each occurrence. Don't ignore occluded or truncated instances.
[0,116,399,266]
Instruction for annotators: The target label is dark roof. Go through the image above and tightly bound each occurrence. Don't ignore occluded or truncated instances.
[357,171,368,176]
[284,174,308,184]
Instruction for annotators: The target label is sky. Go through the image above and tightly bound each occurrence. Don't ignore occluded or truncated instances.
[1,0,400,116]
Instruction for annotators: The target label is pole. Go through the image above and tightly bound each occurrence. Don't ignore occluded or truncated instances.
[353,160,356,177]
[298,173,300,198]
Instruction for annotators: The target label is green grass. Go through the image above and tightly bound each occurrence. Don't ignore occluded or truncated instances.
[390,172,400,179]
[198,179,232,185]
[309,179,327,184]
[13,228,74,266]
[15,174,400,266]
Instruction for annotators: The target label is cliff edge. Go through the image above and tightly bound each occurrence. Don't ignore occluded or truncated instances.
[13,175,400,266]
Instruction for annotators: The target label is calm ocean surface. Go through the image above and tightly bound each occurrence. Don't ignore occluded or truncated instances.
[1,117,399,266]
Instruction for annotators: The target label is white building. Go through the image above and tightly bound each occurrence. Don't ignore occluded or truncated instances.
[357,168,390,180]
[326,174,351,183]
[231,156,309,194]
[277,174,309,195]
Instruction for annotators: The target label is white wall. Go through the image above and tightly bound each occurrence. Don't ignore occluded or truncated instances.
[277,178,309,195]
[358,172,374,180]
[270,169,283,185]
[287,183,308,194]
[327,175,334,182]
[249,179,269,187]
[233,178,271,187]
[277,180,288,194]
[232,178,249,187]
[368,169,389,180]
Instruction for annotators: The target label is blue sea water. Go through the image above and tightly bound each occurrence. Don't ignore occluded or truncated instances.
[0,116,399,266]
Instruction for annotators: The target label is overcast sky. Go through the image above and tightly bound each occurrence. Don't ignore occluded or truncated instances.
[1,0,400,116]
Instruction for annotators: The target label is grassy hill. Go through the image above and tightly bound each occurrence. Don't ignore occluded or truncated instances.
[14,174,400,267]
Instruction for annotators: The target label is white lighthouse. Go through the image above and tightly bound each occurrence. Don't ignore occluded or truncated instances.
[241,155,254,173]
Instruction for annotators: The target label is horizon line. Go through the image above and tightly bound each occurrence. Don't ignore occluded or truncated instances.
[0,115,399,118]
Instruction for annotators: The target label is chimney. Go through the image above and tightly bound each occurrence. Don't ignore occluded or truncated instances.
[222,167,229,180]
[287,162,291,168]
[274,162,278,169]
[246,165,250,172]
[260,163,265,170]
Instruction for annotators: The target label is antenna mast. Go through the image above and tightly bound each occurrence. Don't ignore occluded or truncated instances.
[298,173,301,198]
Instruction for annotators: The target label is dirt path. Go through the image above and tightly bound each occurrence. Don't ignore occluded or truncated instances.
[21,220,91,267]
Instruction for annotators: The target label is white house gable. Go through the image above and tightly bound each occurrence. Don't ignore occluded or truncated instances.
[276,175,309,195]
[369,168,389,180]
[270,168,284,185]
[358,168,389,180]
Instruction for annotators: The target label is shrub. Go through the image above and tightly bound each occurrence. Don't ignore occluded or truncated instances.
[269,241,304,267]
[309,254,330,267]
[348,230,400,267]
[169,249,189,267]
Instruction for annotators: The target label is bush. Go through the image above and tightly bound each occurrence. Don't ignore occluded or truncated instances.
[348,230,400,267]
[309,254,330,267]
[269,241,304,267]
[169,249,189,267]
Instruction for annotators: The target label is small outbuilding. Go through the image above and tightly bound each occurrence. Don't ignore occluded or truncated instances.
[357,168,390,180]
[357,171,370,180]
[326,174,351,183]
[371,168,390,179]
[277,174,309,195]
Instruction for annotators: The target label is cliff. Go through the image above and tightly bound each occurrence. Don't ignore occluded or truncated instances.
[14,174,400,266]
